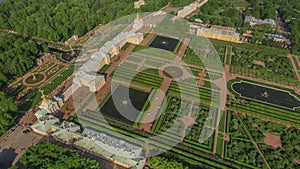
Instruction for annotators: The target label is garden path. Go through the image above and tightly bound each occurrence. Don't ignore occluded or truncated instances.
[288,54,300,81]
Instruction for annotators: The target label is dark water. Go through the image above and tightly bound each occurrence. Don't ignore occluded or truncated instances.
[149,36,179,52]
[232,81,300,109]
[100,85,149,124]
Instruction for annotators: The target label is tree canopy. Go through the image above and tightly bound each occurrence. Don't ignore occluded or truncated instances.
[0,0,190,42]
[0,91,18,135]
[0,33,41,83]
[150,156,188,169]
[0,33,42,136]
[19,142,101,169]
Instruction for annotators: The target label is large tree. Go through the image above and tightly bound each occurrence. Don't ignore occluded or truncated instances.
[0,92,18,135]
[20,142,101,169]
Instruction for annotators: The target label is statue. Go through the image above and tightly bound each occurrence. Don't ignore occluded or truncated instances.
[261,91,269,98]
[39,89,49,110]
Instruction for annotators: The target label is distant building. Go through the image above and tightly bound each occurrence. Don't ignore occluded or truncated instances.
[36,53,55,65]
[134,0,145,9]
[244,16,276,27]
[190,23,241,43]
[266,33,288,43]
[65,35,79,45]
[241,30,253,42]
[177,0,208,18]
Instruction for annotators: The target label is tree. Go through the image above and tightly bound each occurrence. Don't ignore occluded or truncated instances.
[150,156,188,169]
[0,92,18,135]
[20,142,101,169]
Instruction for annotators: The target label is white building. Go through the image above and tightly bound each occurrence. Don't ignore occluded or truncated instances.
[72,14,144,93]
[244,16,276,27]
[177,0,208,18]
[134,0,145,9]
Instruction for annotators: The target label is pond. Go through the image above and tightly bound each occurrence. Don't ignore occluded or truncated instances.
[232,81,300,109]
[100,85,149,124]
[149,36,179,52]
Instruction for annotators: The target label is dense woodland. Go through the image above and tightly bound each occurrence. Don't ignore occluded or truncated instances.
[0,33,41,82]
[276,0,300,53]
[0,0,191,42]
[0,33,43,136]
[0,91,18,135]
[13,142,101,169]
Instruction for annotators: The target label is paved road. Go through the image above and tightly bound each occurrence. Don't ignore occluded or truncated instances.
[0,126,43,169]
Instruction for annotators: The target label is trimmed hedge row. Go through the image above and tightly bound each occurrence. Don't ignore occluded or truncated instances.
[112,67,163,88]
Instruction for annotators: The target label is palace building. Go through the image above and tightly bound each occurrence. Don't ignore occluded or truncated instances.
[190,23,241,43]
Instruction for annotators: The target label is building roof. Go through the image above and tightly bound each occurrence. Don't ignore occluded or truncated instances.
[198,27,240,37]
[267,33,286,40]
[244,16,276,26]
[75,129,145,168]
[83,128,143,158]
[31,115,60,134]
[34,108,48,119]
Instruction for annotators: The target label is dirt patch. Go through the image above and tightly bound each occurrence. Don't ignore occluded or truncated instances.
[294,159,300,165]
[224,134,230,142]
[253,123,259,128]
[236,7,245,13]
[199,71,207,78]
[182,116,196,127]
[197,79,204,86]
[253,60,266,67]
[264,133,282,148]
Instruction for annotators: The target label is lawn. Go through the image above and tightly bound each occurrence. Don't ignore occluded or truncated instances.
[126,55,144,63]
[42,65,74,95]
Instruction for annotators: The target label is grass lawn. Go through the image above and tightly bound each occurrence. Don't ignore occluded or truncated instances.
[120,61,138,70]
[132,45,148,52]
[98,64,110,74]
[43,65,75,95]
[126,55,144,63]
[145,59,164,68]
[121,42,131,51]
[139,48,176,61]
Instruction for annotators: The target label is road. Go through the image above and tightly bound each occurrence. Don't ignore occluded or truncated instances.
[0,126,43,168]
[275,9,290,39]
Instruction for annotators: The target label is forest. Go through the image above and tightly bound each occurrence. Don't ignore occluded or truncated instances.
[0,33,41,82]
[11,142,101,169]
[190,0,244,28]
[0,33,43,136]
[276,0,300,53]
[0,0,191,42]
